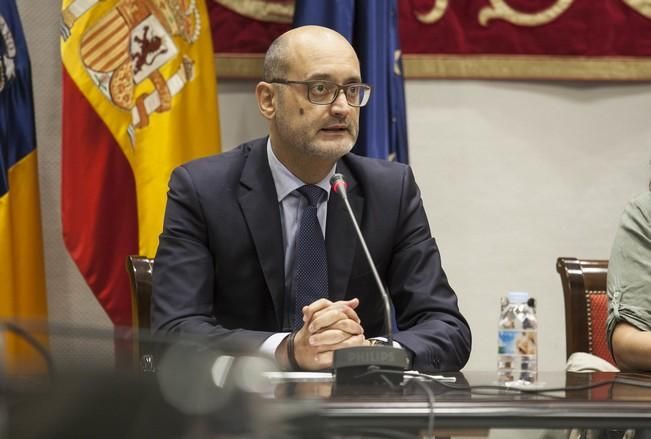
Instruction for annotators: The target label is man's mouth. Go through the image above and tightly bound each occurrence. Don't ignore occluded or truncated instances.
[321,125,348,133]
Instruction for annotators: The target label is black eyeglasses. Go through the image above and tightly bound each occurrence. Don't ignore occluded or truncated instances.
[269,79,372,107]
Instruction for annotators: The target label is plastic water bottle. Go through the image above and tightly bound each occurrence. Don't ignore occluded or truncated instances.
[497,292,538,385]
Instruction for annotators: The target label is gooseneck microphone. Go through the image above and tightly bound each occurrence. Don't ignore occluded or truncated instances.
[330,173,394,345]
[329,173,409,386]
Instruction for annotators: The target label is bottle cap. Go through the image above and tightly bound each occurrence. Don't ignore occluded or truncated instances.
[507,291,529,304]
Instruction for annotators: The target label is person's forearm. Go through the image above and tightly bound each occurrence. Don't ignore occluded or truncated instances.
[612,322,651,371]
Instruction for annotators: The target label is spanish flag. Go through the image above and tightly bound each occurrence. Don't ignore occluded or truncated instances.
[0,0,48,371]
[60,0,220,328]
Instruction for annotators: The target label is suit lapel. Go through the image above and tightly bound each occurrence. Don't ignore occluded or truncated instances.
[326,158,363,302]
[238,140,285,328]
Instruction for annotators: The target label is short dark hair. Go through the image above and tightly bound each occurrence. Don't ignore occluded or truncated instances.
[263,35,289,82]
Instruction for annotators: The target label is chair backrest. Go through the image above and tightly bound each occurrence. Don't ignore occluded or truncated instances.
[556,257,614,364]
[126,255,154,371]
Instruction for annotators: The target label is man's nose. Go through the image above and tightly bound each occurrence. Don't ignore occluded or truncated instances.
[330,89,351,116]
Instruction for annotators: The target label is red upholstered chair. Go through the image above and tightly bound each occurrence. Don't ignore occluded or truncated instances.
[556,257,614,365]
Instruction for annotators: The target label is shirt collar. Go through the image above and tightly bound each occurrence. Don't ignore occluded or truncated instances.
[266,138,335,202]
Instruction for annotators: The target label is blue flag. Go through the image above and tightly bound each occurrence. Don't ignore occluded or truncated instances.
[0,0,37,196]
[293,0,409,163]
[0,0,48,370]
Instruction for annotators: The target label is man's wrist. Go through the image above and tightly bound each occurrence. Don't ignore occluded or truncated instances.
[273,332,300,371]
[274,334,290,370]
[286,331,301,371]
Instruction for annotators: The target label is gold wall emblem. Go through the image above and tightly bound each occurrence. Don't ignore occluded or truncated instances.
[214,0,294,23]
[479,0,575,27]
[622,0,651,19]
[415,0,449,24]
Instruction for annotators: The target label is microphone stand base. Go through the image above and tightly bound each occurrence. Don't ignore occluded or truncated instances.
[333,346,410,387]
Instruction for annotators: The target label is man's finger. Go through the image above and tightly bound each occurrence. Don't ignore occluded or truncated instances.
[302,298,333,323]
[309,326,364,348]
[311,319,364,340]
[308,306,361,333]
[315,334,366,354]
[309,329,349,348]
[338,298,360,309]
[303,298,360,325]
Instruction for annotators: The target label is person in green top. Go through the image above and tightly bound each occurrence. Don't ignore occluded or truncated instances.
[607,180,651,371]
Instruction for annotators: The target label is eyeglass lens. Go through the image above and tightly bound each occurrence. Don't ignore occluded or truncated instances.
[308,82,370,106]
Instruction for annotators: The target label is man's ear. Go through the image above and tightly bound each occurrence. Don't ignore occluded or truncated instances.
[256,82,275,120]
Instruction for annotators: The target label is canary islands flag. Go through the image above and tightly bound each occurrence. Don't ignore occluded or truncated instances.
[0,0,49,370]
[60,0,221,327]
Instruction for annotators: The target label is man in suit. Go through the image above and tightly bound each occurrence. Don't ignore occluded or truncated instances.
[152,25,471,372]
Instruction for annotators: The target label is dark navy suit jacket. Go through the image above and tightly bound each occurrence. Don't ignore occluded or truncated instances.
[152,137,471,371]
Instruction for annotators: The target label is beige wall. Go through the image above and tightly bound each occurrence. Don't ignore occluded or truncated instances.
[19,1,650,371]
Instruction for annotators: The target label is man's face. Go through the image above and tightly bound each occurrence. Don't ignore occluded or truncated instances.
[272,37,361,161]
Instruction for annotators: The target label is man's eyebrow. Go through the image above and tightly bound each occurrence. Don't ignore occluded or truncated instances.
[306,73,363,83]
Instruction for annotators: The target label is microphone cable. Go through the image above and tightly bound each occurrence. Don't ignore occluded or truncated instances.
[410,375,436,439]
[348,368,437,439]
[355,367,651,396]
[351,368,651,438]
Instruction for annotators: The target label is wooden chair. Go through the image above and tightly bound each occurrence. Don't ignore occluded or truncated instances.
[126,255,155,372]
[556,257,614,364]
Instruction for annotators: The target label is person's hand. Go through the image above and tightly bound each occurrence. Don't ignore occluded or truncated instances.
[294,298,366,369]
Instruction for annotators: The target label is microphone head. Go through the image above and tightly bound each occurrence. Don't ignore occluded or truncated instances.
[330,173,348,195]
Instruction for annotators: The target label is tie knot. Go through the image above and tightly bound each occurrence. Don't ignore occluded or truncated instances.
[298,185,325,207]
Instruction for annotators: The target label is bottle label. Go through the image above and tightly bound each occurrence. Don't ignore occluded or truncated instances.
[498,329,537,355]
